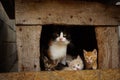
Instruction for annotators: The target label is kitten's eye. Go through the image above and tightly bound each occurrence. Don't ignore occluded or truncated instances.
[77,64,79,66]
[73,66,75,68]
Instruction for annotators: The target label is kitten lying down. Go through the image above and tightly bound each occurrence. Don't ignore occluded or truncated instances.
[63,55,84,70]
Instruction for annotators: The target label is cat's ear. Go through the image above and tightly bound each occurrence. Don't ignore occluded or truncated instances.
[93,49,97,55]
[44,56,48,61]
[83,49,87,54]
[77,55,80,59]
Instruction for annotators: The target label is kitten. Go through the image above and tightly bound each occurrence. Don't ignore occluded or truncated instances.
[63,55,84,70]
[43,56,57,71]
[83,49,97,70]
[43,56,68,71]
[47,30,71,65]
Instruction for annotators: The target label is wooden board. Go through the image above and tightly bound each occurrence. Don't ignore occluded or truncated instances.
[95,27,120,69]
[0,69,120,80]
[15,0,120,25]
[16,26,42,71]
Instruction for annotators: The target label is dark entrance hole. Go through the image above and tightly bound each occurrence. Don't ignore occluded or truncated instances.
[40,25,98,71]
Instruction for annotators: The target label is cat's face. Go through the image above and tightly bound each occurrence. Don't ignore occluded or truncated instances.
[83,49,97,64]
[52,31,71,45]
[68,55,84,70]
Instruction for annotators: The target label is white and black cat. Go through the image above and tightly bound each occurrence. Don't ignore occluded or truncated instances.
[48,30,71,64]
[40,26,71,70]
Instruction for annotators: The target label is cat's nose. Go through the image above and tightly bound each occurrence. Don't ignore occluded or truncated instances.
[59,38,63,41]
[77,68,80,70]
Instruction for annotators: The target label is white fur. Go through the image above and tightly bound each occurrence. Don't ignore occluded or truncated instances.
[56,32,69,45]
[69,56,84,70]
[72,63,84,70]
[49,43,67,60]
[49,32,70,65]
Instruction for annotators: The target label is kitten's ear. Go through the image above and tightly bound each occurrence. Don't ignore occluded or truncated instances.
[93,49,97,55]
[83,49,87,54]
[77,55,80,59]
[44,56,48,61]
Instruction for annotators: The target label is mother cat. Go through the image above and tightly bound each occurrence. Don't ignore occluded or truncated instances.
[40,26,71,70]
[48,30,71,65]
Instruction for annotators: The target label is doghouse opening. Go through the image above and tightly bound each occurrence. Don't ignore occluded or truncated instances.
[40,25,98,71]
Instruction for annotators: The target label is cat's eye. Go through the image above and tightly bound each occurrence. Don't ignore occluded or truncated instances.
[77,64,79,66]
[63,34,67,37]
[73,66,75,68]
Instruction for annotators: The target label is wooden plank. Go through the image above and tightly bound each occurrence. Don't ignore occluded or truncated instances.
[0,70,100,80]
[15,0,120,25]
[100,69,120,80]
[95,27,119,69]
[16,26,42,71]
[0,69,120,80]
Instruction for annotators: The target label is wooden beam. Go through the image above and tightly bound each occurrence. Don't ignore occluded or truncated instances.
[15,0,120,25]
[0,69,120,80]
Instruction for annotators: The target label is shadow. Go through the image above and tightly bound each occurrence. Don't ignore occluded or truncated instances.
[40,25,98,70]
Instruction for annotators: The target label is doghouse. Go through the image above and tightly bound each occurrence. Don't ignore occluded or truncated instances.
[16,0,120,72]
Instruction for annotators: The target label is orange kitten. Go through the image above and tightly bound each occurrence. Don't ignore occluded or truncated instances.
[83,49,97,70]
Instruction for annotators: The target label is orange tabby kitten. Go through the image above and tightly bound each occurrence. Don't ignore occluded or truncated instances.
[83,49,97,70]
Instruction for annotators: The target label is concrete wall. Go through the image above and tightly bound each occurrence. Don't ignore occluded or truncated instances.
[0,2,17,72]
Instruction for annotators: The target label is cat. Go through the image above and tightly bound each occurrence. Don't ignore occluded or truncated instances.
[63,55,84,70]
[40,27,71,71]
[43,56,57,71]
[83,49,97,70]
[47,29,71,66]
[43,55,68,71]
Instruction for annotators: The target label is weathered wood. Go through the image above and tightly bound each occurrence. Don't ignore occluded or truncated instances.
[0,69,120,80]
[16,26,42,71]
[95,27,119,69]
[100,69,120,80]
[15,0,120,25]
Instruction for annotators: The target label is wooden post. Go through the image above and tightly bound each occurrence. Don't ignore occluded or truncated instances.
[16,26,42,71]
[95,27,119,69]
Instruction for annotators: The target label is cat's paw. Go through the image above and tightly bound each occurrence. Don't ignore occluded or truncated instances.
[61,61,66,65]
[92,66,97,70]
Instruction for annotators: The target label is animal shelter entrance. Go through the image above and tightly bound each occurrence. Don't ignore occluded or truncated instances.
[40,25,98,71]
